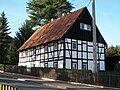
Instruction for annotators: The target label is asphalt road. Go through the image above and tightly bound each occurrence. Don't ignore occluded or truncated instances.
[0,72,119,90]
[0,77,64,90]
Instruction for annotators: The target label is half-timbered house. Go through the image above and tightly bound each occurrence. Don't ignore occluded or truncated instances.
[18,7,107,71]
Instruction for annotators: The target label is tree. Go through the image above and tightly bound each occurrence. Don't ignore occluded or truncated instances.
[10,21,34,64]
[105,45,120,57]
[14,20,34,49]
[27,0,73,27]
[0,12,10,64]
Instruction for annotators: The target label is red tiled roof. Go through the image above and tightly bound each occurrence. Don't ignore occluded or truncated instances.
[18,7,85,51]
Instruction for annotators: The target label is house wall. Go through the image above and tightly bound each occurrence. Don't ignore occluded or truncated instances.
[19,40,64,68]
[64,38,105,71]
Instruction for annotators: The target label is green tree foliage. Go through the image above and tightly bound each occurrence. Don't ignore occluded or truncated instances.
[10,21,34,64]
[106,45,120,57]
[14,21,34,49]
[27,0,73,27]
[0,12,10,64]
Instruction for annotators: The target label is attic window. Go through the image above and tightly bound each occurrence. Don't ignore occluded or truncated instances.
[80,23,91,31]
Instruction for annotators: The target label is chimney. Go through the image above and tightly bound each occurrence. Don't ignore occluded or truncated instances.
[62,13,67,16]
[51,18,54,22]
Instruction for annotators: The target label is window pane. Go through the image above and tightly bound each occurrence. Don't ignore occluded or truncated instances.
[83,52,87,59]
[83,44,87,51]
[72,42,77,50]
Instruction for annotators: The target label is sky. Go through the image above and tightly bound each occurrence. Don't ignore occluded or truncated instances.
[0,0,120,46]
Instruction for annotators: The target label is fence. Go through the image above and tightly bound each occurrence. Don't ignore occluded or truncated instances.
[0,84,22,90]
[97,73,120,87]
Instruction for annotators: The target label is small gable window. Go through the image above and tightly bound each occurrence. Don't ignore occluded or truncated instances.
[80,23,91,31]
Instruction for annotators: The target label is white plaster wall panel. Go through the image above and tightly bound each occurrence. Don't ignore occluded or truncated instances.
[58,44,63,50]
[78,60,82,70]
[36,49,39,55]
[83,60,87,62]
[49,53,52,58]
[59,50,63,57]
[35,61,40,67]
[40,63,44,67]
[78,40,81,44]
[72,51,77,58]
[88,53,93,59]
[100,61,105,70]
[82,41,87,43]
[83,52,87,59]
[66,59,71,69]
[83,44,87,51]
[48,61,53,68]
[65,38,71,43]
[65,43,71,49]
[100,54,104,60]
[54,52,57,57]
[25,57,27,62]
[36,55,40,60]
[68,44,71,49]
[45,54,47,59]
[72,59,77,62]
[51,46,53,51]
[29,57,32,62]
[78,45,81,51]
[41,48,44,54]
[99,43,104,47]
[58,60,63,68]
[26,62,31,67]
[48,47,51,52]
[78,52,81,58]
[72,39,77,42]
[41,54,44,59]
[99,48,104,53]
[66,50,71,58]
[88,61,93,71]
[88,42,93,46]
[32,56,35,60]
[19,52,21,57]
[88,46,93,52]
[19,58,21,63]
[18,63,26,66]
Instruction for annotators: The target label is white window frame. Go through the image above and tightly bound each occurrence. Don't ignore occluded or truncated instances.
[80,23,91,31]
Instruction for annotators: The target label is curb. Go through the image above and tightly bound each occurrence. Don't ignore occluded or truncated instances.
[42,78,120,90]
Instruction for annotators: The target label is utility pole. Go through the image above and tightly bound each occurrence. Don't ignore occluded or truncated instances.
[92,0,97,74]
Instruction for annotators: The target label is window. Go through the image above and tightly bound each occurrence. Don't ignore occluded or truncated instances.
[80,23,84,29]
[72,42,77,50]
[53,62,58,68]
[45,46,48,52]
[45,63,48,68]
[72,63,77,69]
[83,44,87,51]
[83,62,87,70]
[54,43,58,50]
[97,63,100,70]
[33,64,35,67]
[80,23,91,31]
